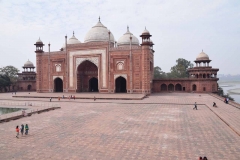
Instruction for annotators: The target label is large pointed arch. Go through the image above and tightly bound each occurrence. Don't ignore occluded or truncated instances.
[77,60,98,92]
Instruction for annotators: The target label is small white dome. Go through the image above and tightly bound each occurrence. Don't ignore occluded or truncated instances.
[196,50,210,61]
[36,38,43,44]
[142,27,150,35]
[24,60,34,68]
[117,26,139,47]
[62,33,81,48]
[84,18,114,43]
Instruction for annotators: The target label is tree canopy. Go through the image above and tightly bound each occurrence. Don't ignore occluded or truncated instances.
[154,58,193,79]
[154,66,167,79]
[168,58,193,78]
[0,65,19,91]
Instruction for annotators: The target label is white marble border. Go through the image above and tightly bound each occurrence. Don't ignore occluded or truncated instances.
[114,74,127,80]
[53,76,63,81]
[69,49,106,88]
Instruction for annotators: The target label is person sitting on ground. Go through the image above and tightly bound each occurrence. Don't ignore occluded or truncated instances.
[226,97,229,104]
[203,157,208,160]
[213,102,216,107]
[199,157,202,160]
[224,98,227,103]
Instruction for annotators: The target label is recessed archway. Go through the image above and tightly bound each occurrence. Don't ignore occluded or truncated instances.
[89,77,98,92]
[77,60,98,92]
[175,84,182,91]
[115,76,127,93]
[160,84,167,91]
[54,78,63,92]
[27,85,32,91]
[192,84,197,91]
[168,84,174,91]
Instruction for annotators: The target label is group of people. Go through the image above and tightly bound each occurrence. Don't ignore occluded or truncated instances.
[49,95,76,102]
[16,124,29,138]
[224,97,229,104]
[199,156,208,160]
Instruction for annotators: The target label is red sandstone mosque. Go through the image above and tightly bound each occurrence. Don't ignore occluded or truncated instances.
[17,18,219,94]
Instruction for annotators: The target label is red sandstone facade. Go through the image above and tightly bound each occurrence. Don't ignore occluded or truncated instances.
[34,19,218,94]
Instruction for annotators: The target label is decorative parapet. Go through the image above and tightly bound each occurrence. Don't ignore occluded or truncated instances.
[110,46,141,51]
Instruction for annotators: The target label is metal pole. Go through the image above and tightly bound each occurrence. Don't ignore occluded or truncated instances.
[48,43,50,92]
[130,35,133,93]
[65,35,68,92]
[108,30,111,93]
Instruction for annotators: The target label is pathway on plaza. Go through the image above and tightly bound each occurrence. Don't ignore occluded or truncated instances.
[0,93,239,159]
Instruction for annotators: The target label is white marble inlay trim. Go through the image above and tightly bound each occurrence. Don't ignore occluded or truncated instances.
[69,49,106,88]
[53,76,63,81]
[114,74,127,80]
[76,57,98,68]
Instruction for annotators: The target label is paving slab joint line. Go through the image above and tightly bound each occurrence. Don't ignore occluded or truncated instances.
[205,104,240,137]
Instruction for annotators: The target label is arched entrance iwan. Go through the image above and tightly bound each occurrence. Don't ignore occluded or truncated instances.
[54,78,63,92]
[115,76,127,93]
[77,60,98,92]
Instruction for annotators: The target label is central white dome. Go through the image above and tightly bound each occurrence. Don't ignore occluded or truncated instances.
[117,26,139,47]
[84,19,114,43]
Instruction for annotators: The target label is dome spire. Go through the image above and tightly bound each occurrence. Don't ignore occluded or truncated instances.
[127,26,129,32]
[73,31,75,36]
[99,16,100,22]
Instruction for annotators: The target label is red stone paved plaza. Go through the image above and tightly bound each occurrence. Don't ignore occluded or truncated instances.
[0,93,240,160]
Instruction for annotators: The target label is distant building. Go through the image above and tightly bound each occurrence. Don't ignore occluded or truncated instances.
[153,51,219,92]
[32,18,218,94]
[17,60,36,91]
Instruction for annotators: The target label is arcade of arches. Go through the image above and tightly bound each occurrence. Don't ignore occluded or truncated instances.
[154,82,217,92]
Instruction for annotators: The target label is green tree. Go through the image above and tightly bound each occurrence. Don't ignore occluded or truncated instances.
[154,66,167,79]
[0,66,19,91]
[169,58,193,78]
[0,65,19,84]
[0,74,11,91]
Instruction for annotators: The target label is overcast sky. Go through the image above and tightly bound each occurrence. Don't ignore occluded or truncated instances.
[0,0,239,75]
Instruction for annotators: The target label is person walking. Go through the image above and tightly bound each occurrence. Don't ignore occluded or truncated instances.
[20,124,24,136]
[25,124,29,135]
[16,126,19,138]
[193,102,197,110]
[73,95,75,100]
